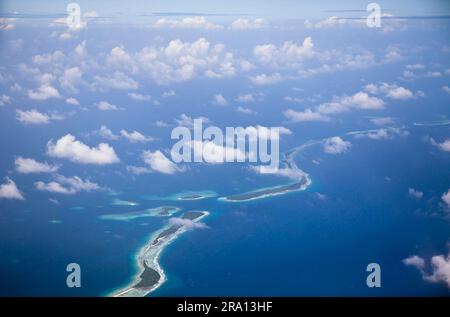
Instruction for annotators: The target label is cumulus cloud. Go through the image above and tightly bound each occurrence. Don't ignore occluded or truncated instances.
[350,127,408,140]
[317,92,385,114]
[120,130,153,143]
[105,38,238,84]
[32,50,65,65]
[236,94,255,103]
[212,94,227,106]
[35,175,101,195]
[0,94,11,107]
[97,125,120,140]
[142,150,181,174]
[95,101,120,111]
[28,84,61,100]
[442,86,450,94]
[403,255,426,270]
[15,157,59,174]
[284,96,303,104]
[126,165,152,175]
[283,108,330,122]
[162,90,176,98]
[442,189,450,209]
[250,165,306,180]
[128,93,152,101]
[150,16,223,30]
[230,18,267,30]
[155,120,169,128]
[403,253,450,288]
[59,67,83,93]
[253,38,315,67]
[93,71,139,90]
[66,97,80,106]
[304,16,363,29]
[364,83,415,100]
[371,117,394,126]
[47,134,120,164]
[430,138,450,152]
[323,137,351,154]
[408,188,423,199]
[168,217,208,229]
[250,73,282,85]
[236,106,257,115]
[0,177,24,200]
[175,114,211,128]
[16,109,63,125]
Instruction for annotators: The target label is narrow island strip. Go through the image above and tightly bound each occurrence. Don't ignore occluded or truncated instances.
[110,210,209,297]
[99,206,181,221]
[219,174,311,202]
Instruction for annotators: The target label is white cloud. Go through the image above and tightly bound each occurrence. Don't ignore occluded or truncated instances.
[16,109,63,125]
[142,150,181,174]
[250,165,306,180]
[323,137,352,154]
[212,94,227,106]
[0,94,11,106]
[28,84,61,100]
[66,97,80,106]
[230,18,267,30]
[442,189,450,209]
[236,106,257,115]
[250,73,282,85]
[35,175,101,195]
[405,64,425,70]
[150,16,223,30]
[430,138,450,152]
[155,120,169,128]
[175,114,210,128]
[120,130,153,143]
[32,50,65,65]
[162,90,175,98]
[351,128,408,140]
[169,217,208,229]
[284,96,303,104]
[128,93,152,101]
[95,101,120,111]
[403,253,450,288]
[15,157,59,174]
[0,177,24,200]
[304,16,362,29]
[93,71,139,90]
[97,125,120,140]
[408,188,423,199]
[105,38,237,84]
[371,117,394,126]
[403,256,426,270]
[317,92,385,114]
[126,165,152,175]
[284,108,330,122]
[59,67,83,93]
[364,83,414,100]
[253,38,315,67]
[47,134,120,164]
[442,86,450,95]
[236,94,255,102]
[75,40,86,56]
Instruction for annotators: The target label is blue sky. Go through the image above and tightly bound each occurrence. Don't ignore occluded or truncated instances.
[2,0,450,21]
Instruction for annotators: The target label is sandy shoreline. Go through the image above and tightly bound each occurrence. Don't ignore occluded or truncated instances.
[110,211,209,297]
